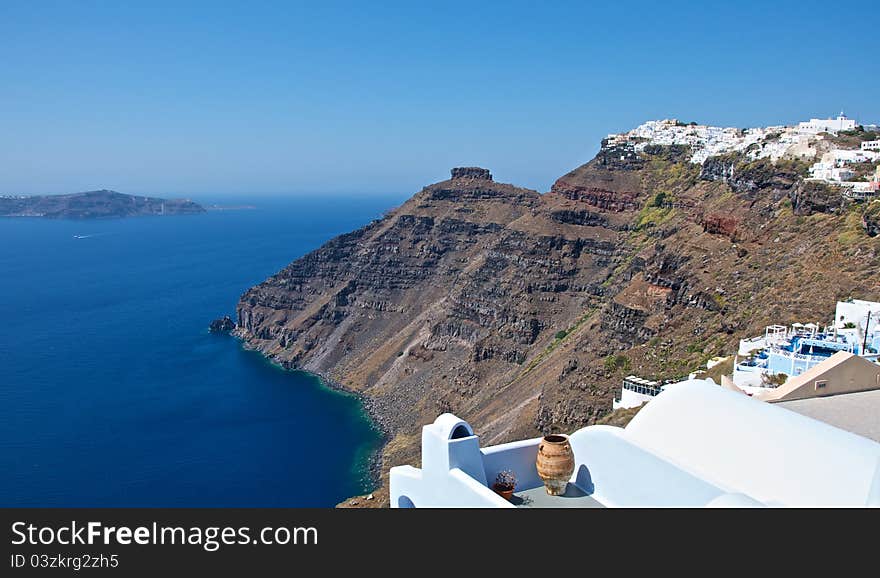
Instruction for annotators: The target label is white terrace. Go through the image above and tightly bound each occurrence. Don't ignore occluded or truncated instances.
[390,380,880,508]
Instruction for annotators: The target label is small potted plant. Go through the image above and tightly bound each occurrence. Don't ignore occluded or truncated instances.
[492,470,517,501]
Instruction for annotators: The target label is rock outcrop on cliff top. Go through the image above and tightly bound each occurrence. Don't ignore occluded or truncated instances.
[236,142,880,505]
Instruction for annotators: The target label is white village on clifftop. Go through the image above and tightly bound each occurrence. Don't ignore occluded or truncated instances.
[605,113,880,195]
[389,113,880,508]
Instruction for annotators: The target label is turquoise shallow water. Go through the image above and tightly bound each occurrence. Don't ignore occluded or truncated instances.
[0,194,404,506]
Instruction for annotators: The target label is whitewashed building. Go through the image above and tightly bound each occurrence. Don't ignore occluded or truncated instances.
[797,113,857,135]
[733,300,880,390]
[832,167,857,182]
[612,375,666,409]
[808,148,878,184]
[390,380,880,507]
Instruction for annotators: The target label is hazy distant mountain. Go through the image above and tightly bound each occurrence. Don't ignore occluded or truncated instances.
[0,189,205,219]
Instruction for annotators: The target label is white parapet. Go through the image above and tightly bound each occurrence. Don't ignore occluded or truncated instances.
[738,336,766,356]
[390,381,880,508]
[613,388,653,410]
[390,413,514,508]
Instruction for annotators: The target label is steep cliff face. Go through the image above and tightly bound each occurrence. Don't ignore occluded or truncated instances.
[236,168,617,444]
[236,145,880,504]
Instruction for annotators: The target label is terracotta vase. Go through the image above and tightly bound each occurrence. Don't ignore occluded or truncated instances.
[492,484,514,501]
[536,434,574,495]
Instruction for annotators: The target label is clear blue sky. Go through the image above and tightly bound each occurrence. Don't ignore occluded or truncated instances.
[1,0,877,196]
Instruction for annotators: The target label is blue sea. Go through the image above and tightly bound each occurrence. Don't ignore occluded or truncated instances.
[0,194,405,506]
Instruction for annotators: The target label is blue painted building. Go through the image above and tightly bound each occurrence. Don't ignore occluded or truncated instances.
[734,300,880,389]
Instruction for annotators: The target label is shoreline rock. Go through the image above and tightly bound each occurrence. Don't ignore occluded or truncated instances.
[209,315,236,333]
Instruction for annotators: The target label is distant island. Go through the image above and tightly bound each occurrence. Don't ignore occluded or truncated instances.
[206,204,257,211]
[0,189,206,219]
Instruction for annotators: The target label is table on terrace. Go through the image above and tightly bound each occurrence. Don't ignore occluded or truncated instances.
[511,482,605,508]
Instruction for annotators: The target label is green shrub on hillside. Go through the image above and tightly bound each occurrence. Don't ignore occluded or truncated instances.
[651,191,666,207]
[604,354,631,373]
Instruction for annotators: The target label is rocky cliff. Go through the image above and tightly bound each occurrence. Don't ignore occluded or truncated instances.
[0,190,205,218]
[235,142,880,506]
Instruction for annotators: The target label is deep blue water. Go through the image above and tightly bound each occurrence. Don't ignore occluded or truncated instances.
[0,194,405,506]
